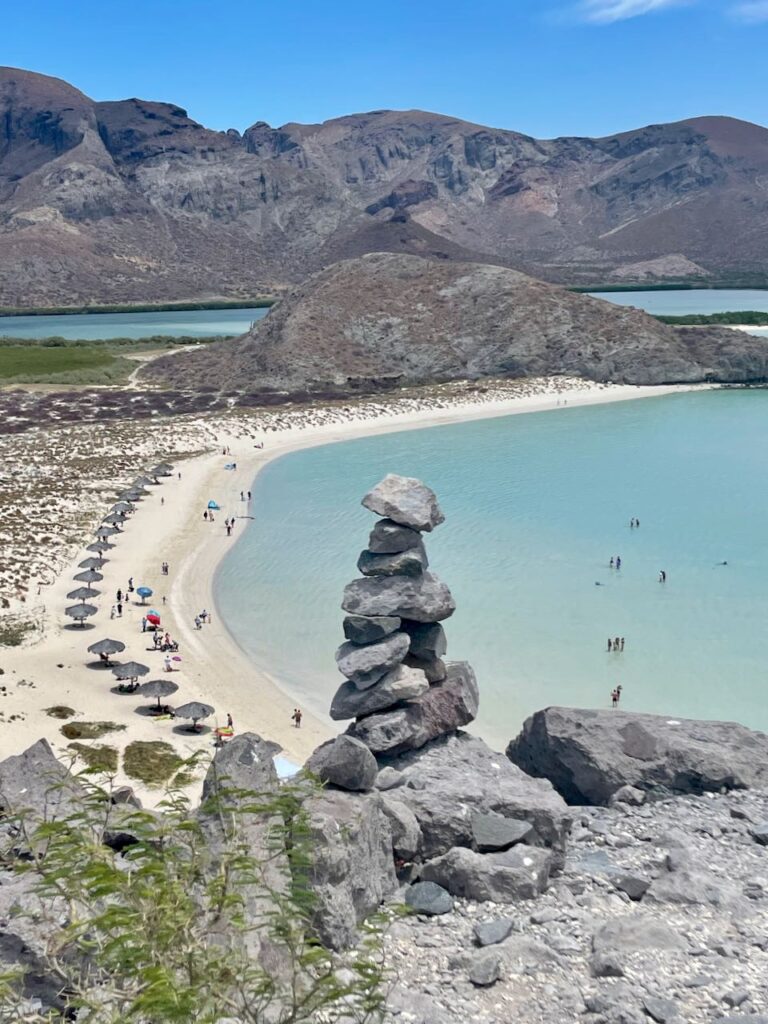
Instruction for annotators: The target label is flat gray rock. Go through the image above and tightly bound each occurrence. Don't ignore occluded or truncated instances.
[330,663,429,721]
[380,795,422,860]
[507,706,768,805]
[347,661,478,754]
[420,844,553,902]
[343,614,401,644]
[342,572,456,623]
[592,915,687,954]
[473,917,515,947]
[471,811,534,852]
[468,949,502,987]
[404,880,454,916]
[305,735,378,792]
[642,995,680,1023]
[368,518,423,554]
[613,873,650,901]
[375,766,404,791]
[403,653,447,683]
[335,631,410,689]
[381,732,569,863]
[362,475,445,532]
[357,543,428,578]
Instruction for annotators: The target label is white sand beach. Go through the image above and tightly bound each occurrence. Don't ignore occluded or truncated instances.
[0,378,704,801]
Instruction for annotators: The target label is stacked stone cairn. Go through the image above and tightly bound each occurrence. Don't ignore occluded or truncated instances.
[307,474,479,790]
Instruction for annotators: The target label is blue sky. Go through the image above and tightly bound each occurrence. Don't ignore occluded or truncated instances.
[3,0,767,137]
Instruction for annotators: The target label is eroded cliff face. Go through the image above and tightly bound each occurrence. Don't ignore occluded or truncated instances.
[148,253,768,393]
[3,67,768,304]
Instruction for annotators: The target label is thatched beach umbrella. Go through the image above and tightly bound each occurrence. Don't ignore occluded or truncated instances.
[67,586,100,601]
[151,463,174,476]
[87,638,125,665]
[102,513,124,526]
[174,701,214,731]
[110,502,134,514]
[122,490,144,502]
[87,541,112,554]
[133,476,156,488]
[95,526,119,539]
[112,661,150,685]
[66,603,97,626]
[138,679,179,710]
[79,556,105,570]
[73,569,103,584]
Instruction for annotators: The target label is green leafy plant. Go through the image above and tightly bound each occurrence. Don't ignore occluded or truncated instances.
[0,759,388,1022]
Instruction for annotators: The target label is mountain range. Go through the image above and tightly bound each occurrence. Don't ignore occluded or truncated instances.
[149,253,768,392]
[3,66,768,306]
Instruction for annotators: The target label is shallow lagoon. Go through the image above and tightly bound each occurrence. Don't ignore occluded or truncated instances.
[216,389,768,748]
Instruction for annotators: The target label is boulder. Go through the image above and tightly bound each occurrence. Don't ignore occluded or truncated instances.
[613,873,650,901]
[380,795,422,860]
[302,788,397,949]
[362,474,445,532]
[468,949,502,986]
[343,614,401,644]
[420,845,553,902]
[330,664,429,721]
[402,621,447,660]
[471,811,534,852]
[0,738,85,826]
[305,735,378,792]
[342,572,455,623]
[507,706,768,805]
[378,732,569,863]
[198,733,287,969]
[347,661,478,754]
[335,631,410,689]
[368,518,423,554]
[404,880,453,916]
[357,543,428,578]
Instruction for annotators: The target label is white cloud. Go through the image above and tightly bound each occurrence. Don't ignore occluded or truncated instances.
[731,0,768,20]
[577,0,692,22]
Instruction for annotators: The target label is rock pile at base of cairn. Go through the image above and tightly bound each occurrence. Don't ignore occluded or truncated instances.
[309,474,479,784]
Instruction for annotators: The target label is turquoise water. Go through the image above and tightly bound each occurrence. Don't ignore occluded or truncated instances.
[215,390,768,748]
[589,288,768,316]
[0,307,268,340]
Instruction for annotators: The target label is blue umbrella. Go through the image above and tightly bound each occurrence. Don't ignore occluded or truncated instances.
[147,608,160,616]
[207,500,220,510]
[136,586,153,604]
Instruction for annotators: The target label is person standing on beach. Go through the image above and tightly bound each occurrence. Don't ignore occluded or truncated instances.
[659,570,666,583]
[607,638,613,652]
[141,616,147,633]
[110,605,117,620]
[609,557,614,569]
[616,556,621,570]
[164,655,171,673]
[117,601,123,617]
[195,615,201,629]
[292,708,302,728]
[226,523,232,536]
[620,637,625,651]
[611,689,619,708]
[204,510,208,521]
[240,491,244,501]
[226,713,233,730]
[248,490,252,500]
[117,588,122,603]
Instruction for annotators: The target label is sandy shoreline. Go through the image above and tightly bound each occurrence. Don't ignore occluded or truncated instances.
[0,378,704,799]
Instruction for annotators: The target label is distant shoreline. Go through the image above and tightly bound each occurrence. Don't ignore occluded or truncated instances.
[0,298,276,318]
[573,283,768,294]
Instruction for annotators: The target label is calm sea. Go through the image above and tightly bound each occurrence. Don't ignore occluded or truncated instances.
[215,389,768,749]
[0,307,268,341]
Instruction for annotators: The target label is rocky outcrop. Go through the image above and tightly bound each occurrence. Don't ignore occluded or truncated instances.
[506,706,768,805]
[149,253,768,393]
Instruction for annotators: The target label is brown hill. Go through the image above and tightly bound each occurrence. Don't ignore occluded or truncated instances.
[148,253,768,392]
[4,67,768,305]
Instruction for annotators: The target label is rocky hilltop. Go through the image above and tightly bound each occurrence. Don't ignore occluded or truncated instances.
[148,253,768,391]
[4,67,768,303]
[2,477,768,1021]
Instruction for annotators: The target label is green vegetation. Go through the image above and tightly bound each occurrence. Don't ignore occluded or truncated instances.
[0,334,234,384]
[0,764,386,1022]
[0,298,275,317]
[123,739,183,786]
[0,620,36,647]
[61,720,126,740]
[67,742,119,773]
[44,705,75,720]
[656,311,768,326]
